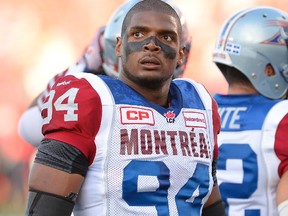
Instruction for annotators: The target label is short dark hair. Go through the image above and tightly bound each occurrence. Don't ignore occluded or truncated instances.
[121,0,182,38]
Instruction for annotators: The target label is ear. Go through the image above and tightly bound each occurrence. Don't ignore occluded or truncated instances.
[177,46,185,65]
[115,37,122,57]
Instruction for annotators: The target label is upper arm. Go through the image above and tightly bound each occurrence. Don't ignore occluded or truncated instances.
[28,163,84,198]
[28,137,89,197]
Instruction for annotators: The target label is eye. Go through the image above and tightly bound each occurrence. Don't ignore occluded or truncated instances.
[163,35,173,42]
[133,32,144,38]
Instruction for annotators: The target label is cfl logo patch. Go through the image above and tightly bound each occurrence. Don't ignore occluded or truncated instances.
[164,110,175,123]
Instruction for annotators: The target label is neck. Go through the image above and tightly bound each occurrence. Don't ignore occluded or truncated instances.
[120,76,170,107]
[228,83,259,95]
[134,84,170,106]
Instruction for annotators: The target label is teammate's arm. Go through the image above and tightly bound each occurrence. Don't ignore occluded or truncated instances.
[18,93,45,147]
[17,68,66,148]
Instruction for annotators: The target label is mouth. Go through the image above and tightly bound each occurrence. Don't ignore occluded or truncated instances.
[139,56,161,70]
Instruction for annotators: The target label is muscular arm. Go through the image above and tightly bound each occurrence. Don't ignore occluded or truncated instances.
[29,163,84,199]
[25,73,101,215]
[26,164,84,216]
[25,139,88,216]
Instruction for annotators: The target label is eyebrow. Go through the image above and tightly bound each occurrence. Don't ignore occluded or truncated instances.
[129,26,149,32]
[129,26,178,36]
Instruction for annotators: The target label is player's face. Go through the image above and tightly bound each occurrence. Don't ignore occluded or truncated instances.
[116,10,184,89]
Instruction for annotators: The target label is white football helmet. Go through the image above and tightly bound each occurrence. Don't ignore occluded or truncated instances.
[102,0,192,78]
[213,6,288,99]
[77,26,106,74]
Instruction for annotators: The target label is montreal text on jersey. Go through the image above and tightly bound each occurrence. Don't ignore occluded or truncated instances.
[120,128,212,159]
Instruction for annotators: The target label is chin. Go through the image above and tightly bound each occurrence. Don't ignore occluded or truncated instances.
[138,75,169,88]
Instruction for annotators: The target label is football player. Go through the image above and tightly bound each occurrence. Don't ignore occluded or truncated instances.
[25,1,225,215]
[213,6,288,216]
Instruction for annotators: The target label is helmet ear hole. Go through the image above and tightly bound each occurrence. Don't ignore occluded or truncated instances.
[265,64,275,77]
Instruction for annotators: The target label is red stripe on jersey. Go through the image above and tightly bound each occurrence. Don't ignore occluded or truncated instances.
[275,113,288,177]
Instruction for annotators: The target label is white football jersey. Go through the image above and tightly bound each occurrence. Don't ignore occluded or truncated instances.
[215,94,288,216]
[42,73,221,216]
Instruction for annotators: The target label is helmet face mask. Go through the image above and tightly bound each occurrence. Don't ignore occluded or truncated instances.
[103,0,192,79]
[213,7,288,99]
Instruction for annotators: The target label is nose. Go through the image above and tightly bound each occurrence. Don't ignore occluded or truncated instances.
[143,37,161,52]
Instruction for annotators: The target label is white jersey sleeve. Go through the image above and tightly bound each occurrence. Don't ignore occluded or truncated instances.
[18,106,43,147]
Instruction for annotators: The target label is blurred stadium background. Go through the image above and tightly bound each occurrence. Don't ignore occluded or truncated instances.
[0,0,286,215]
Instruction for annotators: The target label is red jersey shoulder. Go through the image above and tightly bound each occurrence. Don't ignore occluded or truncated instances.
[37,68,70,107]
[45,74,102,122]
[42,74,102,141]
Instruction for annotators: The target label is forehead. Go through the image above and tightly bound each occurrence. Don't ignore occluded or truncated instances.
[127,10,178,33]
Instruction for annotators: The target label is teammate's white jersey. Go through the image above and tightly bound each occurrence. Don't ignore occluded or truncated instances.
[42,72,220,216]
[214,94,288,216]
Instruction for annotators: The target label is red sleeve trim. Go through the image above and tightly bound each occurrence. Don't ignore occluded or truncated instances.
[212,98,221,161]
